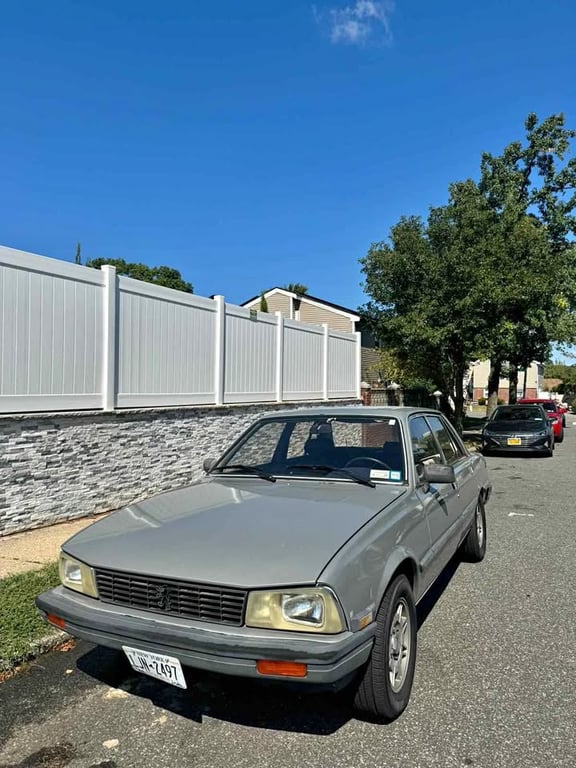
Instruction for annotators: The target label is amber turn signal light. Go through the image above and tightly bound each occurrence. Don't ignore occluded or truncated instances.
[46,613,66,630]
[256,660,308,678]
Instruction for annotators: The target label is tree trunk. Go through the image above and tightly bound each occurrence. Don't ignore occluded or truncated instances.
[508,363,518,405]
[522,365,528,398]
[486,359,502,417]
[452,371,466,434]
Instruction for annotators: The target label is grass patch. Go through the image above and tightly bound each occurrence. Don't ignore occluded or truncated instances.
[0,562,61,671]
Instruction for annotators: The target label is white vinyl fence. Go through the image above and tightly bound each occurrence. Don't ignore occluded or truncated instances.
[0,246,361,414]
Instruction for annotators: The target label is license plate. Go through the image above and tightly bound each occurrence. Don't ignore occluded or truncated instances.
[122,646,187,689]
[507,438,521,446]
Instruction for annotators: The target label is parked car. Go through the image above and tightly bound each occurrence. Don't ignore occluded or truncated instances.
[558,402,569,426]
[517,398,564,442]
[481,404,554,456]
[37,407,492,723]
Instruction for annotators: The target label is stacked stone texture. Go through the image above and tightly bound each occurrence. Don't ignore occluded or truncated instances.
[0,401,355,535]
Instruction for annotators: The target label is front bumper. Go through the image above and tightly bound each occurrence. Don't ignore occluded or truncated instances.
[36,587,375,685]
[481,435,551,452]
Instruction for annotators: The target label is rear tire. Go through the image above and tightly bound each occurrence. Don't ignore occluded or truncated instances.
[461,499,487,562]
[353,575,417,723]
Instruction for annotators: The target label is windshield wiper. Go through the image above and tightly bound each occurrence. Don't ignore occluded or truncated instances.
[209,464,276,482]
[288,464,376,488]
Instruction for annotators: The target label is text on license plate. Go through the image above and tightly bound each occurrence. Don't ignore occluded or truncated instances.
[122,646,187,689]
[507,438,522,446]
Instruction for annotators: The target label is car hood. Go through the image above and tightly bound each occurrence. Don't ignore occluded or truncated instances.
[483,421,548,433]
[64,478,406,588]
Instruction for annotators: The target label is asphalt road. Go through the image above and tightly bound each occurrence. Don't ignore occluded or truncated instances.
[1,425,575,768]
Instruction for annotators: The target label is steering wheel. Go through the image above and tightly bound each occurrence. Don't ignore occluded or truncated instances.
[344,457,391,470]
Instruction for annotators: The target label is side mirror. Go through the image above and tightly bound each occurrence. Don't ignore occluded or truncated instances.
[421,463,456,485]
[203,458,218,473]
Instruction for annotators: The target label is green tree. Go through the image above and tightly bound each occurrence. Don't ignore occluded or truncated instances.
[361,180,500,430]
[74,242,82,265]
[369,347,435,392]
[85,258,193,293]
[544,363,576,405]
[260,292,269,312]
[362,113,576,425]
[479,113,576,413]
[478,214,559,408]
[544,362,576,379]
[283,283,308,294]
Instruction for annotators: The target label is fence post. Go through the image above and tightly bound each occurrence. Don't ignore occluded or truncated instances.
[101,265,117,411]
[214,295,225,406]
[322,324,329,400]
[355,331,362,401]
[275,312,284,402]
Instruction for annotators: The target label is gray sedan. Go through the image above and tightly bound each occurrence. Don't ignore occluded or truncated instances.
[37,407,491,722]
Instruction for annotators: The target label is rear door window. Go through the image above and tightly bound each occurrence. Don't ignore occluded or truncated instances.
[426,416,465,465]
[409,416,442,478]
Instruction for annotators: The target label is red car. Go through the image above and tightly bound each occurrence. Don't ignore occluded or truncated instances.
[517,399,564,442]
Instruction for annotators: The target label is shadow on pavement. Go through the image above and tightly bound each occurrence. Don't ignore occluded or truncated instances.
[416,554,461,630]
[76,557,462,735]
[77,647,354,734]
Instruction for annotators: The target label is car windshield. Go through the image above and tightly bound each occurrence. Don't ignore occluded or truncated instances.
[491,406,544,422]
[212,415,406,484]
[539,402,556,413]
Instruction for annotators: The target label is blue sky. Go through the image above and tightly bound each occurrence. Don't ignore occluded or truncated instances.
[1,0,575,315]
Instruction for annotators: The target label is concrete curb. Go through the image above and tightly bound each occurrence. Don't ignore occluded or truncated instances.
[0,629,71,674]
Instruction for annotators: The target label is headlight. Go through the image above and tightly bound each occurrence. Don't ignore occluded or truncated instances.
[245,587,344,633]
[59,553,98,598]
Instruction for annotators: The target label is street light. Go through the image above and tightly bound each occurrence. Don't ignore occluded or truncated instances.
[433,390,442,409]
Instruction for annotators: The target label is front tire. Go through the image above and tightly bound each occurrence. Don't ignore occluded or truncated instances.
[353,575,417,723]
[556,429,564,444]
[461,499,487,562]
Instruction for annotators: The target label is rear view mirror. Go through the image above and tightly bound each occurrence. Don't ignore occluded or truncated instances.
[421,464,456,485]
[203,458,218,473]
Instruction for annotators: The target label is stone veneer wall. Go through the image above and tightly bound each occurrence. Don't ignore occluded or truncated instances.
[0,400,357,536]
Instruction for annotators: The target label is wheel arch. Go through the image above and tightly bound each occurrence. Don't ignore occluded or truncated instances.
[375,550,419,611]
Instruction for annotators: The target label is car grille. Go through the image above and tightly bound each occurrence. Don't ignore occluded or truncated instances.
[489,434,536,447]
[94,569,247,626]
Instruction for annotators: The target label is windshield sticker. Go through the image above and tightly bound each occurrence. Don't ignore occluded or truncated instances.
[370,469,403,482]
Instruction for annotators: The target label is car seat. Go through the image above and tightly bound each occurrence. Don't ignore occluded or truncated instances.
[303,423,335,464]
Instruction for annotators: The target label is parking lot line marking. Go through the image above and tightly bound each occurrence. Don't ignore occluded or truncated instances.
[508,512,535,517]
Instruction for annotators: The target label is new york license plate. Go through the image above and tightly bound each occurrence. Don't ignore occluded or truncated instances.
[123,646,187,689]
[507,438,521,446]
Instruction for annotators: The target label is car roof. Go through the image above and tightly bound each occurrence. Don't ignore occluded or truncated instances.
[258,406,443,419]
[518,398,558,406]
[496,403,542,407]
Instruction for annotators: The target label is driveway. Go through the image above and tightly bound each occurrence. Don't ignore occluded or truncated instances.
[1,426,575,768]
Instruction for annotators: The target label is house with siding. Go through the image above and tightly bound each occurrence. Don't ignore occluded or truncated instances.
[241,288,380,383]
[469,360,543,403]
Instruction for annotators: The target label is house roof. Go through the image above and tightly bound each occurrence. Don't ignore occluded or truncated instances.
[241,287,362,321]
